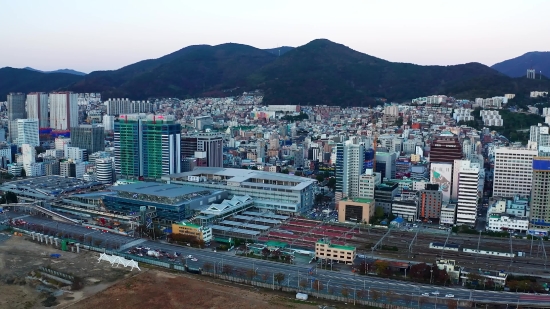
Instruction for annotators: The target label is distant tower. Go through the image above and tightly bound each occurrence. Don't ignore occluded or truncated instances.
[527,69,536,79]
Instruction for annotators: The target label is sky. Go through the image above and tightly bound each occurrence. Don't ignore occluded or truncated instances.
[1,0,549,73]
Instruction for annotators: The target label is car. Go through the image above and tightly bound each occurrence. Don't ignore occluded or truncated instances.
[421,293,430,297]
[191,258,198,262]
[186,255,193,259]
[431,291,440,295]
[445,294,454,298]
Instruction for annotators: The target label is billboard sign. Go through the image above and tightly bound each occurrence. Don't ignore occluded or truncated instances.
[528,230,548,236]
[430,163,453,203]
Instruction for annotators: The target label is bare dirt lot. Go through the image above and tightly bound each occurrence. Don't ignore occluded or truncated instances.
[0,233,130,309]
[73,270,320,309]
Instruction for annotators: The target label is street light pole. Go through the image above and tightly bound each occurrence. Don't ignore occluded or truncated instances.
[327,280,330,293]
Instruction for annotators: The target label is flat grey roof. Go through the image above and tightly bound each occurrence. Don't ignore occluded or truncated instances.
[211,225,260,236]
[232,215,281,224]
[242,211,289,220]
[110,182,210,197]
[220,220,270,231]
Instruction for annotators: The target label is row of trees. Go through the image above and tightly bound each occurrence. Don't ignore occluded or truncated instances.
[356,261,451,285]
[168,233,205,248]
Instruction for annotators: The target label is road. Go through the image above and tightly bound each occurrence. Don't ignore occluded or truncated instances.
[4,212,550,306]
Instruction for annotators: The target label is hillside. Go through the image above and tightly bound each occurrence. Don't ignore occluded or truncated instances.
[253,39,504,105]
[0,67,84,98]
[263,46,294,56]
[491,52,550,78]
[71,44,277,98]
[3,39,550,104]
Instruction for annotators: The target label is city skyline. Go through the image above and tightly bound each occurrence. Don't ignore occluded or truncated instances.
[1,0,549,73]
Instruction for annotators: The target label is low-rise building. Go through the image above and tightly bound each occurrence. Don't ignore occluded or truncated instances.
[440,203,457,225]
[337,197,375,224]
[315,238,356,265]
[171,221,213,243]
[486,214,529,233]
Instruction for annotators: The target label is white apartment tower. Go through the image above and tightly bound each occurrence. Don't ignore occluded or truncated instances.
[26,92,49,128]
[21,144,36,176]
[358,169,381,200]
[49,92,79,130]
[16,119,39,147]
[493,147,538,198]
[455,160,481,226]
[95,158,114,184]
[336,142,366,199]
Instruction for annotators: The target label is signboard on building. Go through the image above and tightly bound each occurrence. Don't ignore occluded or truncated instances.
[533,159,550,171]
[541,127,549,135]
[528,230,548,236]
[430,163,453,203]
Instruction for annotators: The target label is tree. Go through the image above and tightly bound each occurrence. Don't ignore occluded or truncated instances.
[280,169,289,174]
[341,286,350,299]
[5,191,18,203]
[314,193,324,204]
[370,289,381,302]
[261,247,271,259]
[294,170,303,176]
[447,299,458,309]
[20,168,26,178]
[274,272,285,285]
[202,262,214,273]
[356,289,367,299]
[327,177,336,190]
[222,265,233,275]
[261,273,269,282]
[373,260,390,276]
[410,263,431,282]
[385,290,395,305]
[316,175,325,182]
[245,268,257,282]
[312,280,323,291]
[435,268,450,285]
[374,206,385,219]
[250,166,258,170]
[299,279,308,289]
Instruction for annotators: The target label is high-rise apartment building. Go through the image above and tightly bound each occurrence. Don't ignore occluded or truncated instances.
[7,92,26,142]
[26,92,49,128]
[70,125,105,155]
[419,184,443,220]
[530,157,550,230]
[455,160,481,226]
[493,147,538,198]
[21,144,36,176]
[114,114,181,179]
[429,133,462,163]
[16,119,39,147]
[335,142,367,200]
[105,98,153,116]
[49,92,79,130]
[375,151,397,180]
[181,133,223,168]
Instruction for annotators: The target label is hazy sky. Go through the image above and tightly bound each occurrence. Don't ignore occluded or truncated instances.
[1,0,549,73]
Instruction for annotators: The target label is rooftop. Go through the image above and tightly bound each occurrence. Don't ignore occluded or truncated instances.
[111,182,209,198]
[164,167,316,191]
[317,238,356,251]
[341,197,373,204]
[173,221,202,229]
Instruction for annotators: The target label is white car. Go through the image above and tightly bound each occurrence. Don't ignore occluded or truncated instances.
[431,291,440,295]
[186,255,193,259]
[191,258,198,262]
[445,294,454,298]
[421,293,430,297]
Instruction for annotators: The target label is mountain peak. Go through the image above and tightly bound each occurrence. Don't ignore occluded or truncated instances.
[491,52,550,77]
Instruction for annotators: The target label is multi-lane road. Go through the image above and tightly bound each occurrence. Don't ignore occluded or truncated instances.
[4,211,550,307]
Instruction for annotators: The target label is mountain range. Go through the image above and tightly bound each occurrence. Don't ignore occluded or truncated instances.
[491,52,550,78]
[1,39,550,105]
[23,67,87,76]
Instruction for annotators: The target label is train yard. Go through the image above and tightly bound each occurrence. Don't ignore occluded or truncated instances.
[347,225,550,274]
